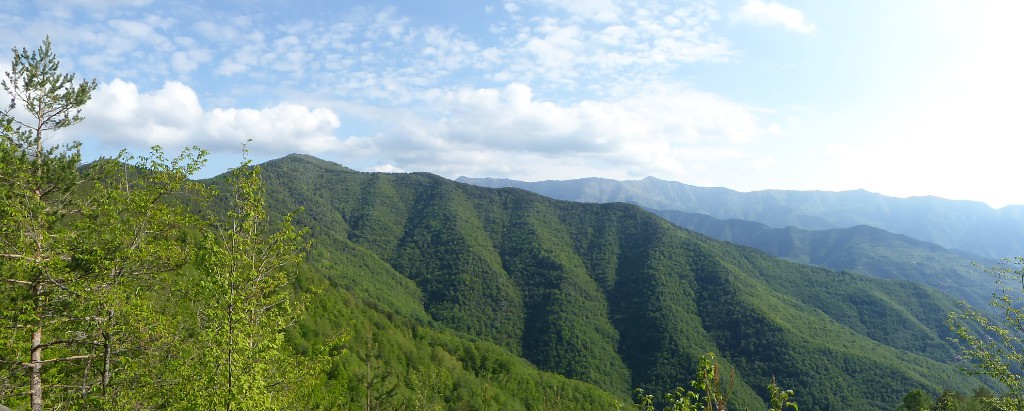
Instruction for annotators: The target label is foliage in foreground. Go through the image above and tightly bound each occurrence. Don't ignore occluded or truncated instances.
[0,35,316,410]
[948,257,1024,411]
[895,387,996,411]
[632,353,797,411]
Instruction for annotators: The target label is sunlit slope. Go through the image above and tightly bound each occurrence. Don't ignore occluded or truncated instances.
[262,154,983,410]
[651,209,996,310]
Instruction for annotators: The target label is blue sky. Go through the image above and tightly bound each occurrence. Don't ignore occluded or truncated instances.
[3,0,1022,207]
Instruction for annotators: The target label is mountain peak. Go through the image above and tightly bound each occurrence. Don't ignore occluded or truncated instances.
[265,153,357,173]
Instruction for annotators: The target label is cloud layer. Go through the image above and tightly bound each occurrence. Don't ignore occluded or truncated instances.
[337,82,769,182]
[82,79,342,154]
[732,0,815,33]
[2,0,777,179]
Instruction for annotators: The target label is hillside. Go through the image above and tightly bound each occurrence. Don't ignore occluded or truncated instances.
[255,154,987,410]
[456,176,1024,259]
[650,209,998,310]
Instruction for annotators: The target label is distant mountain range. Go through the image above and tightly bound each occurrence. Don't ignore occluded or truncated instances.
[648,209,997,310]
[246,154,991,410]
[456,176,1024,259]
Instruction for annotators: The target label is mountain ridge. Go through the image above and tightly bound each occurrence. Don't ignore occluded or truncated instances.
[648,209,997,310]
[247,154,990,410]
[457,175,1024,258]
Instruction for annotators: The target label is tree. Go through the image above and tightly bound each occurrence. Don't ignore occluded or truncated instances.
[948,257,1024,411]
[0,37,207,410]
[633,353,797,411]
[407,365,453,411]
[0,36,98,411]
[74,148,209,409]
[167,154,310,410]
[357,326,399,411]
[767,376,798,411]
[895,389,934,411]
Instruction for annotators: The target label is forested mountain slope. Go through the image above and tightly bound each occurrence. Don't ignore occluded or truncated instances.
[258,154,986,410]
[457,176,1024,259]
[650,209,997,310]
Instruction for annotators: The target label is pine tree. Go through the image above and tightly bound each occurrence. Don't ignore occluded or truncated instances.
[0,36,97,411]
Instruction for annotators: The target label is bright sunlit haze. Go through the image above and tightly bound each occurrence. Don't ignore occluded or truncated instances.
[3,0,1022,207]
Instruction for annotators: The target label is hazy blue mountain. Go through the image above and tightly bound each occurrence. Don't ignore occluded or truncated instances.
[649,209,998,310]
[457,176,1024,258]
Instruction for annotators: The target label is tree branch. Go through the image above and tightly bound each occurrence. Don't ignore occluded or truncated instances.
[3,278,33,286]
[34,354,95,365]
[35,338,102,350]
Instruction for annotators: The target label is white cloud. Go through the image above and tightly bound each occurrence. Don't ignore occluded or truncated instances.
[9,1,734,107]
[37,0,151,20]
[205,104,342,153]
[8,2,752,178]
[214,30,266,76]
[337,82,768,182]
[48,0,152,8]
[29,15,201,81]
[369,163,405,173]
[491,2,731,90]
[267,35,310,74]
[733,0,815,33]
[170,47,212,75]
[108,18,173,50]
[79,79,343,154]
[194,20,243,42]
[421,27,481,73]
[364,8,411,42]
[535,0,622,23]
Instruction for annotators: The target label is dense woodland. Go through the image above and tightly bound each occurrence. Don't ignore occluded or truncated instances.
[650,210,998,310]
[257,154,991,410]
[4,39,1024,411]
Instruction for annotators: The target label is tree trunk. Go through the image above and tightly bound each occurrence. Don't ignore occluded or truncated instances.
[28,124,44,410]
[365,336,372,411]
[102,331,112,390]
[227,291,234,411]
[364,356,371,411]
[30,322,42,411]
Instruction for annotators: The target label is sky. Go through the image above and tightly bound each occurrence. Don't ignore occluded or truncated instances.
[2,0,1023,208]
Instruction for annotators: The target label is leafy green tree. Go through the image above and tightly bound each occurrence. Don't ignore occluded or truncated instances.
[934,390,968,411]
[767,376,798,411]
[632,388,656,411]
[78,148,209,409]
[948,257,1024,411]
[634,352,794,411]
[651,352,732,411]
[691,352,732,411]
[357,327,399,411]
[406,366,453,411]
[895,389,934,411]
[972,386,998,411]
[167,155,310,410]
[893,388,994,411]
